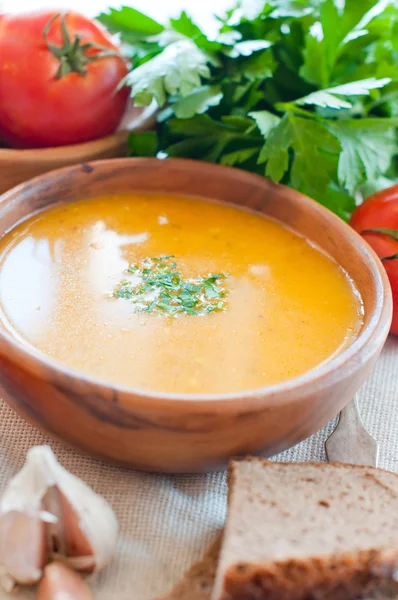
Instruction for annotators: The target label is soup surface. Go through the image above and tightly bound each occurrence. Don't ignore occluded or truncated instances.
[0,194,363,394]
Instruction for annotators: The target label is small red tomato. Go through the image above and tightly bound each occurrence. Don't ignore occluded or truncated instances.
[0,11,129,148]
[350,184,398,335]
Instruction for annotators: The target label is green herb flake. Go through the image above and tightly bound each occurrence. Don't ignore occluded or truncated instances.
[114,282,134,299]
[113,256,229,317]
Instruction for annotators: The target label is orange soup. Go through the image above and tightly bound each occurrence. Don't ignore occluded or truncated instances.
[0,194,363,394]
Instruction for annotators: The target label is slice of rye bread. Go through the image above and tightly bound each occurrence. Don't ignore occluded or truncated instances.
[212,459,398,600]
[155,534,398,600]
[156,534,222,600]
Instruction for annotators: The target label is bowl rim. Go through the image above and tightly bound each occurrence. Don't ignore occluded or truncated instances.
[0,131,127,158]
[0,157,392,407]
[0,103,157,159]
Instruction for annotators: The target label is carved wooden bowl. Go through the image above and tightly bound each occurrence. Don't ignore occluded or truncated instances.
[0,159,392,472]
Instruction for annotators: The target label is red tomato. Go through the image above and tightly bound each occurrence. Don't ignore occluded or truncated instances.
[350,184,398,335]
[0,11,129,148]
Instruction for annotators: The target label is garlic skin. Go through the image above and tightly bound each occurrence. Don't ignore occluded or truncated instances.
[0,446,118,588]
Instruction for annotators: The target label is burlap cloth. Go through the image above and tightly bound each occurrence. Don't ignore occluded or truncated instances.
[0,337,397,599]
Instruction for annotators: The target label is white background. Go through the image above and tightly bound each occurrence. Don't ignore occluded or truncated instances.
[1,0,232,27]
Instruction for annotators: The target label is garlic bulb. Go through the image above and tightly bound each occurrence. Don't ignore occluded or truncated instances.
[0,446,118,589]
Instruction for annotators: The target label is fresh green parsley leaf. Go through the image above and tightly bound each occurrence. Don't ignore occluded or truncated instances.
[226,39,273,58]
[240,49,277,81]
[330,120,397,194]
[164,137,221,160]
[239,0,267,20]
[269,0,314,19]
[221,147,261,166]
[124,40,211,107]
[298,93,351,110]
[300,28,329,89]
[172,85,223,119]
[169,11,202,39]
[258,115,291,182]
[259,114,340,193]
[97,6,164,36]
[239,0,313,21]
[249,110,281,136]
[289,116,341,193]
[295,78,392,109]
[221,115,255,131]
[128,131,158,157]
[103,0,398,220]
[331,116,398,130]
[300,0,380,87]
[164,114,263,163]
[96,7,165,63]
[166,114,227,137]
[311,185,356,222]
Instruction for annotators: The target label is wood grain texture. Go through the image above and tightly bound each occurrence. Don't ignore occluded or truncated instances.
[0,103,156,195]
[0,158,392,473]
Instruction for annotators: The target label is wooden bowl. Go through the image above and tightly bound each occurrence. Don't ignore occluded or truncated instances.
[0,103,156,195]
[0,159,392,473]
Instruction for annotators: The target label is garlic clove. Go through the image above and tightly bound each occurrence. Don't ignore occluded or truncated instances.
[0,510,46,588]
[43,484,94,572]
[58,487,95,568]
[0,445,118,588]
[37,562,94,600]
[42,486,67,558]
[36,447,118,571]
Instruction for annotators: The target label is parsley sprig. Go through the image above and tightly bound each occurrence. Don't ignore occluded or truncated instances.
[98,1,398,221]
[113,256,229,316]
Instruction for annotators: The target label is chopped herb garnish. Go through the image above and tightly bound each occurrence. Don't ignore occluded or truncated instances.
[113,281,134,299]
[152,255,175,261]
[113,255,229,316]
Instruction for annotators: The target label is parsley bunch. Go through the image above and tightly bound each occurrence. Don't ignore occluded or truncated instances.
[98,0,398,220]
[113,256,229,316]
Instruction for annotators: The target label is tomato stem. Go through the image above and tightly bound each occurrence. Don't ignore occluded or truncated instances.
[43,13,123,79]
[361,228,398,241]
[360,228,398,261]
[382,253,398,262]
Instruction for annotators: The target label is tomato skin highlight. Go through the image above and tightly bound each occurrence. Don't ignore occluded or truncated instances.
[350,184,398,335]
[0,11,129,148]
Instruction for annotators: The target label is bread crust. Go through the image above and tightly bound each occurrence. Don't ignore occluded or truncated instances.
[214,459,398,600]
[221,549,398,600]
